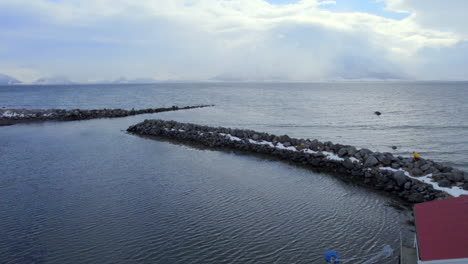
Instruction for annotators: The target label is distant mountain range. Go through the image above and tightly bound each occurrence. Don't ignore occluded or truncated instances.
[0,73,163,85]
[34,76,75,85]
[111,77,159,84]
[0,73,21,85]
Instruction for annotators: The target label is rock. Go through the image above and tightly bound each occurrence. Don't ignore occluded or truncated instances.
[343,158,354,169]
[464,172,468,182]
[252,134,260,140]
[347,146,358,156]
[463,183,468,190]
[391,162,401,169]
[376,153,392,166]
[411,168,423,176]
[279,135,291,142]
[404,181,412,190]
[391,146,397,150]
[447,172,463,183]
[408,193,424,203]
[393,171,408,186]
[283,142,291,147]
[374,111,381,116]
[414,160,426,169]
[437,179,451,187]
[364,156,379,167]
[338,148,348,157]
[359,149,372,159]
[420,163,431,172]
[440,166,452,173]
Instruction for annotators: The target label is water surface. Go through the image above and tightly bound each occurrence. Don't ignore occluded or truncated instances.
[2,82,466,263]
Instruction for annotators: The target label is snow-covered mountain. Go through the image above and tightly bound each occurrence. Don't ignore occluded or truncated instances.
[34,76,74,85]
[0,73,21,85]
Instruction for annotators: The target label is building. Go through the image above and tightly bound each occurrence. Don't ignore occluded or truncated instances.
[413,196,468,264]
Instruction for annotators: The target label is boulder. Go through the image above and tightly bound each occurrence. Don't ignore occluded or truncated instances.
[448,170,464,182]
[411,168,423,176]
[343,158,355,169]
[420,163,432,172]
[408,193,424,203]
[437,179,451,187]
[364,156,379,167]
[440,166,453,173]
[359,149,372,159]
[404,181,412,190]
[338,148,348,157]
[393,171,408,186]
[347,146,358,156]
[376,153,392,166]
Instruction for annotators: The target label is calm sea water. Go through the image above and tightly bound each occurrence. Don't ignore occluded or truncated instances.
[1,82,467,263]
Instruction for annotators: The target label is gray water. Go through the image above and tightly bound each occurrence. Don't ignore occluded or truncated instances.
[1,82,467,263]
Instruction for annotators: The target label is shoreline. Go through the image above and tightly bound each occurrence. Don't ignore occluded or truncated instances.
[127,119,468,203]
[0,105,213,126]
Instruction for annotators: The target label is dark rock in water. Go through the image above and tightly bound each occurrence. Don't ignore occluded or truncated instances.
[408,193,424,203]
[376,153,392,166]
[347,146,357,156]
[438,179,451,187]
[393,171,408,186]
[411,168,423,176]
[343,158,355,169]
[420,163,432,172]
[364,156,379,167]
[447,171,463,183]
[440,166,453,173]
[391,146,397,150]
[338,148,348,157]
[404,181,412,190]
[374,111,382,116]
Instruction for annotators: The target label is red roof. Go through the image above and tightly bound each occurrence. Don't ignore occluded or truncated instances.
[414,196,468,261]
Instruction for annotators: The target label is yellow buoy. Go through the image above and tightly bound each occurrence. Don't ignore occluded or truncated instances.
[413,152,420,159]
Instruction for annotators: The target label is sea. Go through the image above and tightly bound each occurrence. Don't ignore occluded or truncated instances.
[0,82,467,263]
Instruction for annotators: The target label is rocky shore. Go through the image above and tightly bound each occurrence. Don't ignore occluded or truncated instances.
[0,105,213,126]
[127,119,468,203]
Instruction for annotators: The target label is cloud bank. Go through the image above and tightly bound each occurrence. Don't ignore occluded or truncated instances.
[0,0,467,82]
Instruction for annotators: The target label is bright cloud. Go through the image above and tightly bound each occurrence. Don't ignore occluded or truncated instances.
[0,0,467,82]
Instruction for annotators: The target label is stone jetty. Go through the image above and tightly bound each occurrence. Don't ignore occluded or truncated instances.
[127,119,468,204]
[0,105,213,126]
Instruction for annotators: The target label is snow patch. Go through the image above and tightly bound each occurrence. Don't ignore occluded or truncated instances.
[323,151,344,161]
[276,142,297,151]
[380,167,468,197]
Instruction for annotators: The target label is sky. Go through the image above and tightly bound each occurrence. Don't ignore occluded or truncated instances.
[0,0,467,83]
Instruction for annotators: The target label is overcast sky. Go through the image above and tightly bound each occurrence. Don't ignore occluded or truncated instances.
[0,0,467,82]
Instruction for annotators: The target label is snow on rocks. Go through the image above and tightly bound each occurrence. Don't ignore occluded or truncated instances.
[380,167,468,197]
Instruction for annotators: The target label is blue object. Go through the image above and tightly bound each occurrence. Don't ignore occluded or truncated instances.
[324,251,340,263]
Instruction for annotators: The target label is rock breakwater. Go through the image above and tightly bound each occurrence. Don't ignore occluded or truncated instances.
[0,105,213,126]
[127,119,468,203]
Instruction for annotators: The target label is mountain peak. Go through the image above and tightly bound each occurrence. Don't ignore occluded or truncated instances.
[0,73,22,85]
